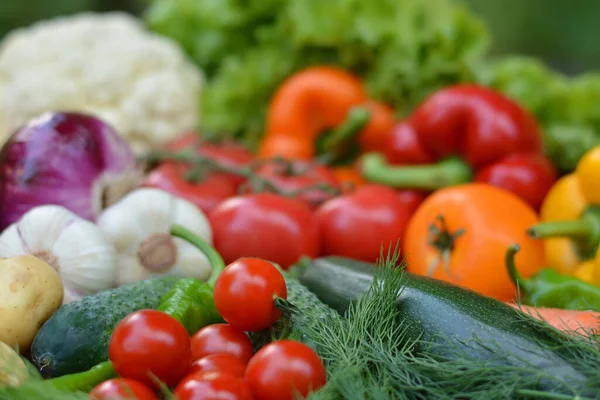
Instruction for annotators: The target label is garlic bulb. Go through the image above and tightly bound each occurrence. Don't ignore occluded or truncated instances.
[97,188,214,286]
[0,205,117,304]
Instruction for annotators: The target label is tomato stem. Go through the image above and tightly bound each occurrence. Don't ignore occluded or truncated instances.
[426,215,464,278]
[505,244,533,294]
[361,153,473,190]
[170,224,225,287]
[46,361,116,392]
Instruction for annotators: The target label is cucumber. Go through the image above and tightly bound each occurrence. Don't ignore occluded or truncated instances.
[30,277,179,378]
[298,257,595,394]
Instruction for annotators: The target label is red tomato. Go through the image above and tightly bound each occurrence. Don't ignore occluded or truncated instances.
[316,184,413,262]
[143,163,237,214]
[251,159,340,209]
[396,189,428,216]
[109,310,191,388]
[189,354,247,377]
[89,378,157,400]
[167,133,255,188]
[174,371,253,400]
[209,193,320,268]
[190,324,254,363]
[246,340,327,400]
[214,258,287,332]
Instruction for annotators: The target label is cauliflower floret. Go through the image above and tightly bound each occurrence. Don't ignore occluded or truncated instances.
[0,12,204,153]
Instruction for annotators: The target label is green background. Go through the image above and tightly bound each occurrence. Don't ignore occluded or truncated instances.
[1,0,599,75]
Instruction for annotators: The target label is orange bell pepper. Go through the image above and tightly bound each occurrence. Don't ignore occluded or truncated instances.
[528,145,600,282]
[258,66,395,161]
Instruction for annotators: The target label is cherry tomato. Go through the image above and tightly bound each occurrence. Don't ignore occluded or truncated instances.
[316,184,413,262]
[174,371,253,400]
[167,133,255,188]
[246,340,327,400]
[251,159,340,209]
[190,324,254,363]
[89,378,157,400]
[209,193,320,269]
[109,310,191,388]
[189,354,247,377]
[214,258,287,332]
[143,162,237,214]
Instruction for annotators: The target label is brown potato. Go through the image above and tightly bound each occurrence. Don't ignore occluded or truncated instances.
[0,255,64,351]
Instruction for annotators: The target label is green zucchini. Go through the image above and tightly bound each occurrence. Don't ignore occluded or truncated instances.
[298,256,595,394]
[30,277,179,378]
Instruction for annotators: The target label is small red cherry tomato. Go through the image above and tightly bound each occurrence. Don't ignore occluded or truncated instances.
[89,378,157,400]
[316,184,413,262]
[214,258,287,332]
[109,310,191,388]
[189,354,247,377]
[209,193,320,269]
[251,159,340,209]
[174,371,253,400]
[190,324,254,363]
[246,340,327,400]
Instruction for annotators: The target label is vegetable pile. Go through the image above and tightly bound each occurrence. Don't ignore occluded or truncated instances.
[1,2,600,399]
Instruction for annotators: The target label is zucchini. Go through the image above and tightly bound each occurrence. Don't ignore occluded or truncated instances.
[30,277,179,378]
[298,256,594,393]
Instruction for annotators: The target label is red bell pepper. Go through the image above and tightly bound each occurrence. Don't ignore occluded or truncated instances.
[360,85,558,210]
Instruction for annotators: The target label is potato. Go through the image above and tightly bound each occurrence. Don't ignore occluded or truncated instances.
[0,341,28,388]
[0,255,64,351]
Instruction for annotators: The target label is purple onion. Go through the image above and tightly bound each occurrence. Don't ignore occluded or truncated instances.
[0,112,141,230]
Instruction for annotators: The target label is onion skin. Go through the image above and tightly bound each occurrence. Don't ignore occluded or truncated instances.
[0,112,139,230]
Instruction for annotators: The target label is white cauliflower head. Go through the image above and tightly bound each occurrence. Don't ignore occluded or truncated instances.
[0,12,204,153]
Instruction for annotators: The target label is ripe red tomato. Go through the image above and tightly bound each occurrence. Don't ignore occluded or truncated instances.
[396,189,428,216]
[109,310,191,388]
[89,378,157,400]
[167,133,255,188]
[174,371,253,400]
[316,184,413,262]
[251,159,340,209]
[189,354,247,377]
[209,193,320,269]
[246,340,327,400]
[190,324,254,363]
[143,162,237,214]
[214,258,287,332]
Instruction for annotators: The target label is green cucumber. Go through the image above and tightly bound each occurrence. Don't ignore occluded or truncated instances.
[298,256,595,394]
[30,277,180,378]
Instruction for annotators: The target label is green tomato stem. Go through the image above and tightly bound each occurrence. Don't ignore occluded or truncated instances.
[360,153,473,190]
[170,224,225,287]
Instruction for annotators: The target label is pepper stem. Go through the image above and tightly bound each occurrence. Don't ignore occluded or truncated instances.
[46,361,116,391]
[505,244,532,294]
[361,153,473,190]
[170,224,225,287]
[322,107,371,154]
[527,219,595,240]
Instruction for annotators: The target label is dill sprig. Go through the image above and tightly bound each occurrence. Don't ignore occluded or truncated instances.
[290,247,600,400]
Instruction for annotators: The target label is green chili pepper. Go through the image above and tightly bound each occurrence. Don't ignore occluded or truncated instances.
[157,277,223,335]
[506,244,600,312]
[47,361,116,392]
[46,224,227,392]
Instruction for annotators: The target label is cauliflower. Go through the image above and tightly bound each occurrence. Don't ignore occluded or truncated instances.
[0,12,204,153]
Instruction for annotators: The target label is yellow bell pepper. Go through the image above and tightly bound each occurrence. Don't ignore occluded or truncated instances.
[528,145,600,284]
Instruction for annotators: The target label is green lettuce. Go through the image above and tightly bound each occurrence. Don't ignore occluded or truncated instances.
[144,0,489,147]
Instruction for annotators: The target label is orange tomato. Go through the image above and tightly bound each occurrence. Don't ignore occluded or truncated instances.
[403,183,546,301]
[507,304,599,334]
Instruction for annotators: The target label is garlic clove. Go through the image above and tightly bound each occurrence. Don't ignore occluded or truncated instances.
[170,238,212,282]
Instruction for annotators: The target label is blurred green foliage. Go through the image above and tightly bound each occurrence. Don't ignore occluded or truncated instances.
[1,0,599,75]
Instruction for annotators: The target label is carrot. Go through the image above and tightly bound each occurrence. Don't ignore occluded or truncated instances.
[509,303,600,334]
